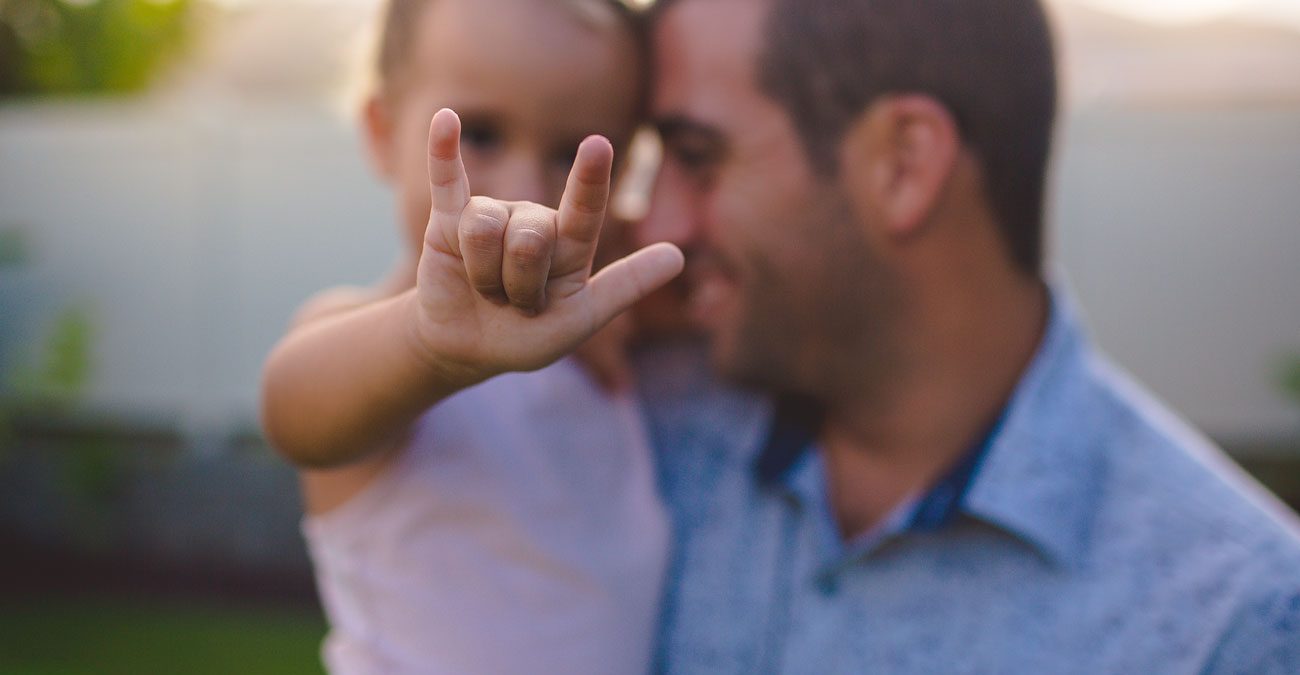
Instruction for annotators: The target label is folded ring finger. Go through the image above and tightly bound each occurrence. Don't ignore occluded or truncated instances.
[501,207,556,315]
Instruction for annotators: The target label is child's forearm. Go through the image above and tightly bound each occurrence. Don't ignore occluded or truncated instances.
[260,289,480,468]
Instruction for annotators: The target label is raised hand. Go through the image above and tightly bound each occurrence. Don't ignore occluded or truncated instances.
[410,108,683,385]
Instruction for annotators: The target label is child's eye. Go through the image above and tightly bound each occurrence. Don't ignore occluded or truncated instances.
[549,147,579,173]
[461,123,502,153]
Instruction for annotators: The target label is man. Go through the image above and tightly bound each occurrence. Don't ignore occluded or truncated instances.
[630,0,1300,671]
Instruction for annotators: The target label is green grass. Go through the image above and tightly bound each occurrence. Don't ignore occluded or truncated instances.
[0,597,326,675]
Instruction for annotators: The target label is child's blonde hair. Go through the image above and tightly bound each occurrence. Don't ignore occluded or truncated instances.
[368,0,644,100]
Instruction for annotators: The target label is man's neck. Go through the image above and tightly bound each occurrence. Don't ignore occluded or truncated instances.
[819,275,1049,540]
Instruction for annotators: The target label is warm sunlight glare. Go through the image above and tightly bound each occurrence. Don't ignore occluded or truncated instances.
[1073,0,1300,26]
[1083,0,1242,23]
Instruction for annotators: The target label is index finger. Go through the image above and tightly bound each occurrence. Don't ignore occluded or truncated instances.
[556,135,614,251]
[427,108,471,249]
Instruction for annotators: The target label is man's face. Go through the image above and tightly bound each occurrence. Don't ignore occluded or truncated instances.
[641,0,901,398]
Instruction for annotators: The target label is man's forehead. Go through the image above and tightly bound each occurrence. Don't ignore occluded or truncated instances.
[650,0,769,121]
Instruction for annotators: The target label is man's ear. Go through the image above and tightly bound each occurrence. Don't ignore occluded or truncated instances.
[361,94,397,182]
[840,95,960,239]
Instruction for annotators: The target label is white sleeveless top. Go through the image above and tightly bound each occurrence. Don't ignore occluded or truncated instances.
[302,358,669,675]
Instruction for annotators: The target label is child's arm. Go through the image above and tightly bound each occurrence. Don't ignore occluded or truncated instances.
[259,109,683,469]
[270,268,416,515]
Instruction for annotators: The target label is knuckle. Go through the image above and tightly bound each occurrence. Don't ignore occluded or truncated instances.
[514,204,553,222]
[468,195,498,210]
[467,196,509,222]
[506,228,551,267]
[463,219,504,252]
[461,207,507,252]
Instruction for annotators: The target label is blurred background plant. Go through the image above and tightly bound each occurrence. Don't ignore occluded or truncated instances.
[0,303,125,545]
[0,225,33,447]
[5,304,94,420]
[0,227,27,267]
[0,0,198,97]
[1282,355,1300,407]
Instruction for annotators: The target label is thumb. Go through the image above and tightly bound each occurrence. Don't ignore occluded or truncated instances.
[584,243,685,331]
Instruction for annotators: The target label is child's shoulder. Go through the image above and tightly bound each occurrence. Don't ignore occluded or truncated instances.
[292,285,380,327]
[291,259,417,327]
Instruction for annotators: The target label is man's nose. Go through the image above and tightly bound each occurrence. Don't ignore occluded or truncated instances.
[634,165,700,250]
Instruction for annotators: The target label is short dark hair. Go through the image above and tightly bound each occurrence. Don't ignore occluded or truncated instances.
[651,0,1058,274]
[757,0,1058,274]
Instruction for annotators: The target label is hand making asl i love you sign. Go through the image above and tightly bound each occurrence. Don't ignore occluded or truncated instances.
[410,109,685,387]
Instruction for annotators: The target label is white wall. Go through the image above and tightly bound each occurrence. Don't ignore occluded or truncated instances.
[2,97,1298,447]
[1054,103,1300,445]
[0,98,398,437]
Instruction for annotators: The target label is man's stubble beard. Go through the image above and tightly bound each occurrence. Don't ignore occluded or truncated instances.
[718,191,906,409]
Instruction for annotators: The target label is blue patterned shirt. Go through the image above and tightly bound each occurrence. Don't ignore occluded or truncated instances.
[636,291,1300,674]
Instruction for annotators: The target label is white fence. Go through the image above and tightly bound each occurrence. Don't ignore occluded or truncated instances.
[2,96,1298,449]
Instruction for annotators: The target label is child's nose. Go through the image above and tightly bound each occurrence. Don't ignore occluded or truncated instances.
[493,155,549,207]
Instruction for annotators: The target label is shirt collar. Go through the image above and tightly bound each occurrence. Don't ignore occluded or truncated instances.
[754,396,1003,535]
[754,395,823,487]
[961,287,1103,568]
[751,284,1102,568]
[907,411,1005,532]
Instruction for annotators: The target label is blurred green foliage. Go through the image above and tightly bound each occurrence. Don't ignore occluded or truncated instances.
[0,598,326,674]
[1,304,91,445]
[6,303,94,410]
[1283,356,1300,406]
[0,0,196,96]
[0,305,121,534]
[0,305,132,549]
[0,228,29,267]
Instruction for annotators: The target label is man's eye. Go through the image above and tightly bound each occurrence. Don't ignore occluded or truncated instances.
[665,137,720,172]
[677,149,710,169]
[461,124,502,153]
[669,144,718,175]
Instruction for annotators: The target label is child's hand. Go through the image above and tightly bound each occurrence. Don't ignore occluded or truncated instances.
[409,109,684,387]
[574,311,636,392]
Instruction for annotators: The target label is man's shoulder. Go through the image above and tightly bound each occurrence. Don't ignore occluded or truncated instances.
[976,297,1300,575]
[997,334,1300,669]
[1078,351,1300,556]
[1068,349,1300,655]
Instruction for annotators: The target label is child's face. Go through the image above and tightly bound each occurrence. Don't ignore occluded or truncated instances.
[364,0,642,255]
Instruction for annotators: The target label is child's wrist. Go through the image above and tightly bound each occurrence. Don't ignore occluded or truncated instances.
[398,291,486,394]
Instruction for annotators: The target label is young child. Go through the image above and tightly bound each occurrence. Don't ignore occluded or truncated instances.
[259,1,684,672]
